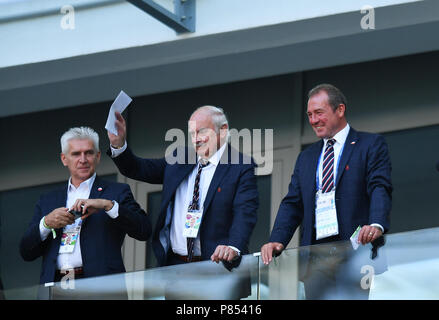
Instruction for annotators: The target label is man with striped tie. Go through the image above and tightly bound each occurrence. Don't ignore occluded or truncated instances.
[108,106,258,271]
[261,84,392,299]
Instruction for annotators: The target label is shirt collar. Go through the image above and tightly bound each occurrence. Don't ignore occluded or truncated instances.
[68,173,96,192]
[198,142,227,167]
[324,123,350,147]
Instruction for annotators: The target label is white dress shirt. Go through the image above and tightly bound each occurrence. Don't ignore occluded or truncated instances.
[39,173,120,270]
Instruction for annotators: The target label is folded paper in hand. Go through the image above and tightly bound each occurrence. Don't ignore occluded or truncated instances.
[105,90,132,136]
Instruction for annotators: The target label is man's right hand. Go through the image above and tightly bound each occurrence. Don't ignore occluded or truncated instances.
[261,242,284,265]
[44,208,75,229]
[107,111,127,148]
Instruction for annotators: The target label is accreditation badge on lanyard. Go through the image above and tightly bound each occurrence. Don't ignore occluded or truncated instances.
[59,220,82,254]
[315,190,339,240]
[183,208,203,238]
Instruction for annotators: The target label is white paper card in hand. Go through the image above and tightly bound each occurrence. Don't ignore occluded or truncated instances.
[350,225,361,250]
[105,90,132,135]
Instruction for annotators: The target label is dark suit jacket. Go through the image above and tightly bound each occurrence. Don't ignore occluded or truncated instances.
[109,145,259,267]
[20,177,152,284]
[269,128,392,248]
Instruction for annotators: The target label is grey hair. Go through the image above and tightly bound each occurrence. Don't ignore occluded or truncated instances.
[191,105,230,142]
[191,105,229,132]
[60,126,100,154]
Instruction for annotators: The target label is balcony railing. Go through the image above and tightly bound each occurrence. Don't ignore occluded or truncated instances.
[4,226,439,300]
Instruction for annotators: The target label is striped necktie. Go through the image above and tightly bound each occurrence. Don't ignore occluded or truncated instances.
[189,160,209,210]
[187,159,209,261]
[321,139,336,193]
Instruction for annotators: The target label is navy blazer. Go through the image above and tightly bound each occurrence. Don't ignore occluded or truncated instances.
[20,177,152,284]
[270,128,392,247]
[109,145,259,267]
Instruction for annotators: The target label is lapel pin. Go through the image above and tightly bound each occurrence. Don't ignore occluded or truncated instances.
[345,165,350,171]
[217,187,221,192]
[98,187,103,192]
[351,141,356,145]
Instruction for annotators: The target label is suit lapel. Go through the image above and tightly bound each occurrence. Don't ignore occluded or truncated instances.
[335,128,358,188]
[89,176,106,200]
[306,141,323,198]
[203,162,229,213]
[202,144,234,213]
[81,176,107,228]
[302,128,358,201]
[78,176,107,262]
[57,184,68,207]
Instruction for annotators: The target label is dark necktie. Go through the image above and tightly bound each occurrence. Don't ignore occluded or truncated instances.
[187,160,209,261]
[321,139,336,193]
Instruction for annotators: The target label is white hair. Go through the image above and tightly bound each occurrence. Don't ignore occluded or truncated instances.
[191,105,230,142]
[60,127,100,154]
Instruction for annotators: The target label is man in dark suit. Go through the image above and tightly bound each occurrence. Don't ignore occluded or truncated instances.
[107,106,258,272]
[261,84,392,299]
[20,127,152,287]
